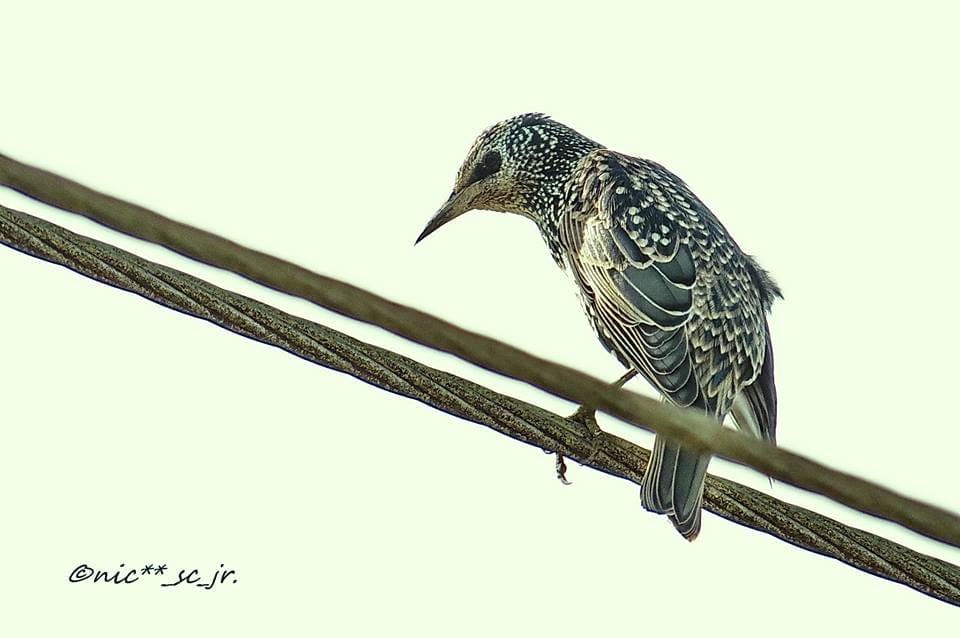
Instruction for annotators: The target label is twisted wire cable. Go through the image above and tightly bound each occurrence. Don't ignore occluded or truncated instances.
[2,203,958,606]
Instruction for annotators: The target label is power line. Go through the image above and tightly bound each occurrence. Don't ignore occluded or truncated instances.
[2,203,958,606]
[2,151,959,549]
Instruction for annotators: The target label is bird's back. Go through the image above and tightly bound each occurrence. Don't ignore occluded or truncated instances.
[556,148,780,537]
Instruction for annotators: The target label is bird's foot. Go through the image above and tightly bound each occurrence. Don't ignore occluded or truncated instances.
[549,371,635,484]
[550,404,605,484]
[569,403,605,461]
[569,403,604,437]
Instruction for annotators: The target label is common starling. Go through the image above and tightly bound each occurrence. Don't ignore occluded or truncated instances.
[417,113,781,539]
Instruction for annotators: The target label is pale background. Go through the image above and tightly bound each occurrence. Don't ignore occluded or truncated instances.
[2,1,958,635]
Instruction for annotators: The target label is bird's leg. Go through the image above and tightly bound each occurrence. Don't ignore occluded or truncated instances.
[553,369,639,483]
[613,369,640,387]
[569,369,637,436]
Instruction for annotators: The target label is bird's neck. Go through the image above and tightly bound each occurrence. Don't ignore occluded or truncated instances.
[534,191,572,268]
[511,120,603,266]
[530,151,599,266]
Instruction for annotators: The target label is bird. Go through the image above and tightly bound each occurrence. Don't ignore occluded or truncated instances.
[416,113,781,539]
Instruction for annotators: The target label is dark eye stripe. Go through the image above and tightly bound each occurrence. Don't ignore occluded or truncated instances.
[465,150,502,186]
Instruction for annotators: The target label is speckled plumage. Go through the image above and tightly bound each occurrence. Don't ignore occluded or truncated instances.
[419,113,781,539]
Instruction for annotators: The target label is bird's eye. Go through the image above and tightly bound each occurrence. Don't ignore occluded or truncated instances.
[465,150,502,186]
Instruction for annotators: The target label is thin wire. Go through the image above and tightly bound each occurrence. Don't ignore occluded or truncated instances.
[2,203,959,606]
[1,151,959,548]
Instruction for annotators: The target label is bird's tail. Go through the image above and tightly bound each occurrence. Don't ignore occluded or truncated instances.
[641,436,711,540]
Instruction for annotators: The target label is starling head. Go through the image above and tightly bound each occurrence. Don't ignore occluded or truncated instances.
[416,113,601,244]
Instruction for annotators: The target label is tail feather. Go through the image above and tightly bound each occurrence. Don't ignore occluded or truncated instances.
[642,436,711,540]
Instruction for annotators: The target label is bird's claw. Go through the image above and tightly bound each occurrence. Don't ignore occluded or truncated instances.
[555,453,572,485]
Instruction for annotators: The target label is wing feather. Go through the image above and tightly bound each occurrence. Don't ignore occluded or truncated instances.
[561,148,776,419]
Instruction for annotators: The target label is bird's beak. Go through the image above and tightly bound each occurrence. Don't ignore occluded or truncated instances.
[415,181,485,245]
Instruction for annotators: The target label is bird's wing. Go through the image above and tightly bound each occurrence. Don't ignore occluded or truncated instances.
[560,149,774,426]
